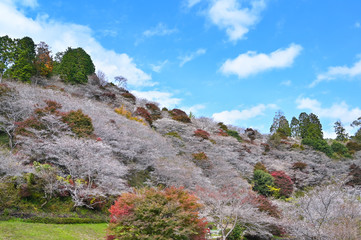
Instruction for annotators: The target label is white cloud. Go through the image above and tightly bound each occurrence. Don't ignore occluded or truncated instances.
[208,0,266,41]
[281,80,292,86]
[143,23,178,38]
[0,0,153,87]
[355,22,361,28]
[220,43,302,78]
[150,60,168,73]
[296,97,361,124]
[11,0,38,8]
[131,90,182,108]
[310,58,361,87]
[186,0,202,8]
[181,104,206,115]
[212,103,277,125]
[179,48,206,67]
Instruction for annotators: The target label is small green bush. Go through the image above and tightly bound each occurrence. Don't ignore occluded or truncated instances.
[253,170,274,196]
[165,131,181,139]
[302,138,333,157]
[226,223,245,240]
[331,142,348,155]
[61,110,94,137]
[217,122,228,132]
[0,180,19,210]
[226,130,242,142]
[291,143,304,150]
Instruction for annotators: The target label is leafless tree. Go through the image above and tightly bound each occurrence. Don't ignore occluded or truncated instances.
[114,76,127,89]
[196,185,264,240]
[280,183,361,239]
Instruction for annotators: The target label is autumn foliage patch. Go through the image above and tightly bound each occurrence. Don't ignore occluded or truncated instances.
[107,187,207,240]
[194,129,210,140]
[271,171,294,198]
[170,108,191,123]
[134,107,152,125]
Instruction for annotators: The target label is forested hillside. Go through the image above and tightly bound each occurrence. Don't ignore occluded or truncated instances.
[1,36,361,240]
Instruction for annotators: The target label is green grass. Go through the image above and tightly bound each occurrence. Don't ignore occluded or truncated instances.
[0,221,108,240]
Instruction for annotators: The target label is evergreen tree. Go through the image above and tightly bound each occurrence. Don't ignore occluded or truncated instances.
[334,120,348,141]
[298,112,310,139]
[58,47,95,84]
[270,111,291,138]
[290,116,300,138]
[308,113,323,139]
[9,36,36,82]
[351,117,361,142]
[0,35,16,80]
[298,112,323,140]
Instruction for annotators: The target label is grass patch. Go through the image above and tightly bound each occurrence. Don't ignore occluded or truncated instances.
[0,221,107,240]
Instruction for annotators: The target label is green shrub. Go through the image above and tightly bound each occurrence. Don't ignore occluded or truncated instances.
[253,170,274,196]
[0,131,9,147]
[226,223,245,240]
[330,141,352,158]
[291,143,304,150]
[0,180,19,210]
[226,130,242,142]
[61,110,94,137]
[217,122,228,131]
[165,131,181,139]
[302,138,333,157]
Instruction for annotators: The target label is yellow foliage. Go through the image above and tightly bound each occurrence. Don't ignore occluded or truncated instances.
[267,185,281,198]
[114,105,147,126]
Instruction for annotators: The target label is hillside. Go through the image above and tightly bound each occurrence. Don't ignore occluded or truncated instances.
[1,77,361,239]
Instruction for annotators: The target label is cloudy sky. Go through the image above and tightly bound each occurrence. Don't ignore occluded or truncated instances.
[1,0,361,137]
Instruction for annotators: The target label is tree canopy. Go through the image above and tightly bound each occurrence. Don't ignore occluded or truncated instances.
[58,47,95,84]
[270,111,291,138]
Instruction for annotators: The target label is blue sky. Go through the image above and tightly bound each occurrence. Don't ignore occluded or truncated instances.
[1,0,361,137]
